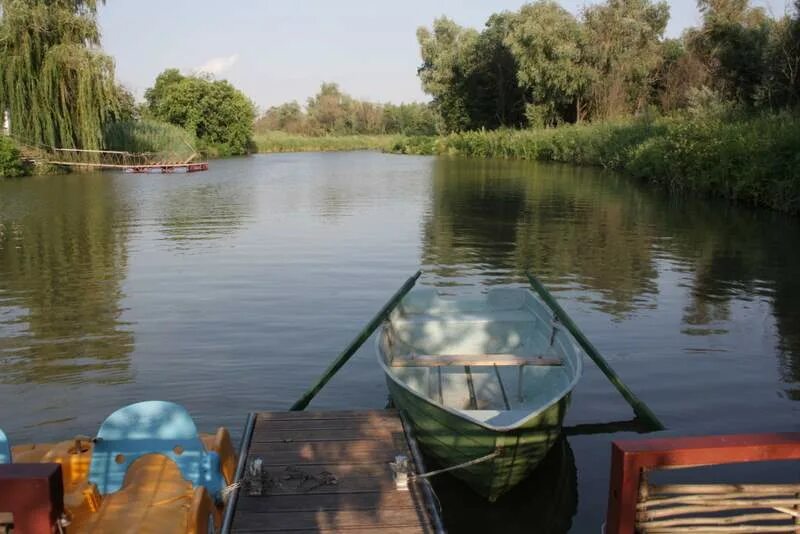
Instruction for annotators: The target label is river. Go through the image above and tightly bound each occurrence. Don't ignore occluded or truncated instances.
[1,152,798,531]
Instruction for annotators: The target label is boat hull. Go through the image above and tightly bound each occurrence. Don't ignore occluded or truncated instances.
[387,376,569,501]
[378,287,583,501]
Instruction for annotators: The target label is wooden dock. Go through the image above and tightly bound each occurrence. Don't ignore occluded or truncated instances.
[222,409,442,533]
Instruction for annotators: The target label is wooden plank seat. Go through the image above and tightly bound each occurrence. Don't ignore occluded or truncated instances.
[390,353,562,367]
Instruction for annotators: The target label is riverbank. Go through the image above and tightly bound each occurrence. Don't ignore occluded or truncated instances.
[10,116,799,215]
[0,136,28,177]
[254,131,402,153]
[390,114,800,213]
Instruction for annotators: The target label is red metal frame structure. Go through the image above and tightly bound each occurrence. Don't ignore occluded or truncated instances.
[605,432,800,533]
[0,463,64,533]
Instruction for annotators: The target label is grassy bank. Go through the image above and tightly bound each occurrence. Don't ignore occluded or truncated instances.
[254,131,403,153]
[390,114,800,213]
[0,136,28,177]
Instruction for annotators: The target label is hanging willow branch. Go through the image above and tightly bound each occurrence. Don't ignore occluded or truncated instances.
[0,0,124,150]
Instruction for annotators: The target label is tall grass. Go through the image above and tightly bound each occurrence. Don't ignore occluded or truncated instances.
[254,131,402,153]
[390,114,800,213]
[103,119,198,160]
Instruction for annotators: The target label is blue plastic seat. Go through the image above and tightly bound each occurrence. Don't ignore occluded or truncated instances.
[0,428,10,464]
[88,401,223,501]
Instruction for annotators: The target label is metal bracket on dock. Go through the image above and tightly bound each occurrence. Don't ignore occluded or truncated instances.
[390,454,410,491]
[245,457,264,496]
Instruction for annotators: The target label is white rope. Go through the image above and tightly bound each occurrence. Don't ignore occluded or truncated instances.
[221,481,241,501]
[409,449,501,481]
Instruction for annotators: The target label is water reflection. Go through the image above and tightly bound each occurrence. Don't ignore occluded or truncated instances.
[423,158,659,316]
[0,174,133,384]
[421,157,799,398]
[0,152,798,530]
[431,436,578,533]
[157,182,252,249]
[648,200,800,398]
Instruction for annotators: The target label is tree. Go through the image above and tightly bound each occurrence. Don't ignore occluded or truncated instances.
[417,18,476,132]
[351,100,384,134]
[305,83,353,134]
[417,16,525,131]
[471,13,528,128]
[582,0,670,118]
[383,103,440,135]
[143,68,185,112]
[690,0,772,105]
[254,84,440,137]
[505,1,588,125]
[255,102,308,134]
[756,14,800,108]
[653,38,709,112]
[144,70,256,155]
[0,0,128,149]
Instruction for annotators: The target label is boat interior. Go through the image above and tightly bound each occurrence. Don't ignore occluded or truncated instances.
[381,288,582,428]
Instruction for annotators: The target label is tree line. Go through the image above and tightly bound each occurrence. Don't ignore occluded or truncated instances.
[3,0,799,172]
[0,0,256,169]
[417,0,800,130]
[255,83,438,136]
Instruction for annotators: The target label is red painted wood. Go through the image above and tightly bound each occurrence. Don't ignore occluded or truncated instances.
[0,463,64,534]
[605,433,800,534]
[606,442,642,534]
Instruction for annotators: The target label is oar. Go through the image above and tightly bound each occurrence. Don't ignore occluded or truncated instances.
[290,270,423,411]
[526,272,666,431]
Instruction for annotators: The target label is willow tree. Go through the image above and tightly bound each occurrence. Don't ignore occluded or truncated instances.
[505,1,589,125]
[0,0,124,150]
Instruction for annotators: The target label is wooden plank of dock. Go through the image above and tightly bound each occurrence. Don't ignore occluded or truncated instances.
[229,409,437,533]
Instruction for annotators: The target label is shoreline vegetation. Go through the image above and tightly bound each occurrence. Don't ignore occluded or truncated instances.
[389,113,800,213]
[249,0,800,215]
[3,0,799,214]
[254,111,800,213]
[253,132,402,153]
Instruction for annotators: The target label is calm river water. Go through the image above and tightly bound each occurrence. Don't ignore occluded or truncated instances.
[1,152,798,531]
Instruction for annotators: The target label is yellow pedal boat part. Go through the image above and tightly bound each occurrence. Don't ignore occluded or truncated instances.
[11,428,236,534]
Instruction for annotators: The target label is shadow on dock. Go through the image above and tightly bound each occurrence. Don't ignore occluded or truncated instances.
[231,410,435,533]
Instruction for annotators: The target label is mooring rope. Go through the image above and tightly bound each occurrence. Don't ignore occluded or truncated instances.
[221,481,241,501]
[409,449,502,481]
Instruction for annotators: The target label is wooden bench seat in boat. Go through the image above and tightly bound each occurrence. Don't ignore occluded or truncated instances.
[390,353,563,367]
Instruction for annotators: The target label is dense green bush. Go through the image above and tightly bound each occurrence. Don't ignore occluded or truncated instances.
[390,114,800,212]
[0,137,28,177]
[389,135,438,155]
[144,69,256,156]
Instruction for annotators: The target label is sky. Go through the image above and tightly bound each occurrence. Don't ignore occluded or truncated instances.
[98,0,789,112]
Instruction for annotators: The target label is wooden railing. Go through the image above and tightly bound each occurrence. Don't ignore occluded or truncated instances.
[605,433,800,533]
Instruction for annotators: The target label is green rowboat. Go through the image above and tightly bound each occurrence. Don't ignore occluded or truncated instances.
[377,288,583,501]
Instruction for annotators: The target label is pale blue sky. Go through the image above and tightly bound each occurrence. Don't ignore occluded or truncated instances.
[98,0,788,111]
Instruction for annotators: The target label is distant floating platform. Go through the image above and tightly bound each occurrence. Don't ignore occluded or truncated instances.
[123,162,209,174]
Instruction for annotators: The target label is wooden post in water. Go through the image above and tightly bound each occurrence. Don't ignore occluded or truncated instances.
[526,272,665,431]
[290,270,422,411]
